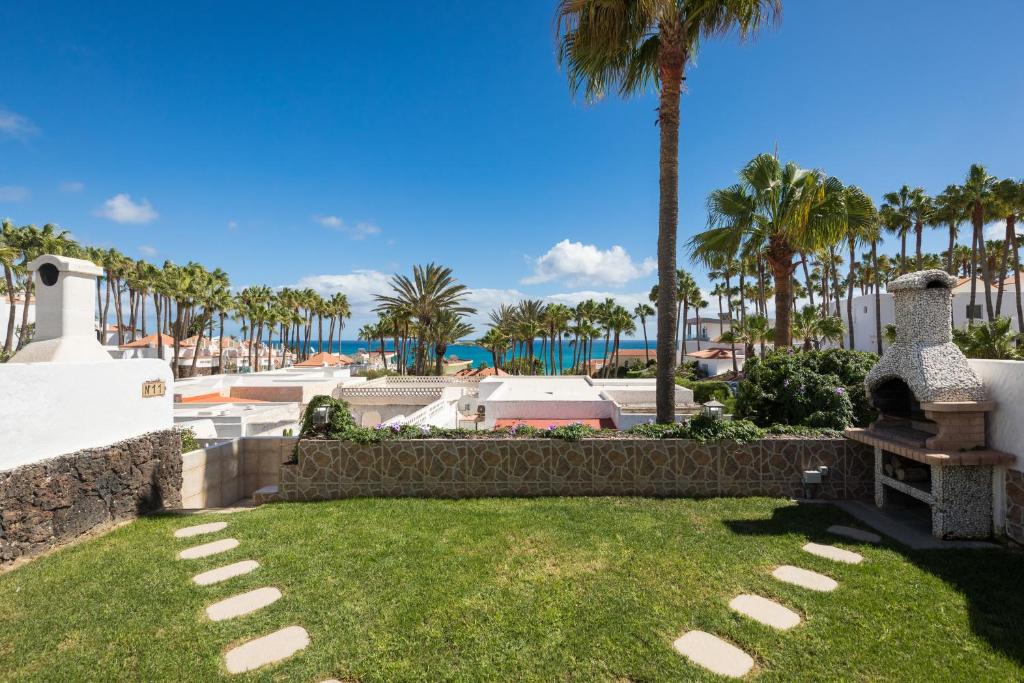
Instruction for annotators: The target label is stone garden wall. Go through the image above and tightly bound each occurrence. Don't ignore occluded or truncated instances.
[0,430,182,565]
[280,437,873,501]
[181,436,296,508]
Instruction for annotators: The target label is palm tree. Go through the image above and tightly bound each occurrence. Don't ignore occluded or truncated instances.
[691,154,851,349]
[992,179,1023,324]
[840,186,877,351]
[633,303,655,363]
[556,0,780,422]
[953,317,1020,360]
[431,310,474,375]
[0,220,20,355]
[375,263,475,375]
[960,164,999,322]
[932,185,967,275]
[881,186,914,273]
[906,188,934,269]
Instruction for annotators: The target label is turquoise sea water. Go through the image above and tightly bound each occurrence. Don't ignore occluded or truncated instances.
[279,339,655,372]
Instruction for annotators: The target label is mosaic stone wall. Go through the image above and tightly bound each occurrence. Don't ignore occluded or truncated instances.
[279,437,874,501]
[1006,469,1024,544]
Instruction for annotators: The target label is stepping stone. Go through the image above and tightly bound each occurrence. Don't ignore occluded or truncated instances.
[673,630,754,679]
[827,524,881,544]
[193,560,260,586]
[803,542,863,564]
[206,587,282,621]
[224,625,310,674]
[729,594,801,630]
[178,538,239,560]
[174,521,228,538]
[772,565,838,592]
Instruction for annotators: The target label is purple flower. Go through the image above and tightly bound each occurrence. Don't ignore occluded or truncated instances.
[834,387,846,396]
[783,379,790,387]
[374,423,384,431]
[390,423,401,433]
[420,425,431,435]
[548,424,557,431]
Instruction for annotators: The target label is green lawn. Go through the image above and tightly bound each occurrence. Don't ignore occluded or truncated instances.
[1,497,1022,682]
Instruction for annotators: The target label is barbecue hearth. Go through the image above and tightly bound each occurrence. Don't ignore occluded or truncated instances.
[845,269,1012,539]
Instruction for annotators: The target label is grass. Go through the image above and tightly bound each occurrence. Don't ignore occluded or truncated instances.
[1,497,1022,681]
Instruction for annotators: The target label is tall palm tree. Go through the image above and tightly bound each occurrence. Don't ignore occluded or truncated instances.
[375,263,475,375]
[881,186,914,274]
[906,188,933,269]
[840,186,877,351]
[960,164,999,322]
[431,310,474,375]
[992,178,1023,323]
[932,185,967,275]
[556,0,781,422]
[0,220,20,355]
[691,153,851,348]
[633,303,655,363]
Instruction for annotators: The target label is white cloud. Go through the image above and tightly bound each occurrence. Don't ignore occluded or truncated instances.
[0,185,29,202]
[0,108,37,139]
[59,180,85,193]
[985,220,1007,241]
[96,193,158,224]
[522,239,656,287]
[314,215,382,240]
[227,220,238,230]
[138,245,158,256]
[291,269,392,316]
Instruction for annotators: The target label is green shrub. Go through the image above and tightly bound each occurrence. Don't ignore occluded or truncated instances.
[177,427,200,453]
[676,379,731,404]
[735,349,877,429]
[764,424,845,439]
[624,416,763,443]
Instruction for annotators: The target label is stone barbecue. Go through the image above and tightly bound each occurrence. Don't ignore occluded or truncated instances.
[846,269,1012,538]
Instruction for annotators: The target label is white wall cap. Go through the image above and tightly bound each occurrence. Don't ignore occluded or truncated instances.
[28,254,104,277]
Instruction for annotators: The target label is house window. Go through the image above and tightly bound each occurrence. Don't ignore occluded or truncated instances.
[965,304,982,319]
[863,306,868,314]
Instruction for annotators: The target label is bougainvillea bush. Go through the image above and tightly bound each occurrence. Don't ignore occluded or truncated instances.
[735,349,878,430]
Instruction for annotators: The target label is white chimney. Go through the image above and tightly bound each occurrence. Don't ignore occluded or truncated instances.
[9,254,112,363]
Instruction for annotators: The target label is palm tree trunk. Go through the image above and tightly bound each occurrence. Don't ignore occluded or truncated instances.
[969,223,979,324]
[847,240,857,351]
[769,240,795,348]
[154,295,164,360]
[996,216,1013,316]
[973,203,995,320]
[873,240,883,353]
[921,222,929,270]
[654,39,683,423]
[3,264,16,354]
[18,277,32,348]
[946,223,956,275]
[800,254,815,308]
[218,313,226,373]
[1012,217,1023,334]
[641,317,649,364]
[189,312,205,376]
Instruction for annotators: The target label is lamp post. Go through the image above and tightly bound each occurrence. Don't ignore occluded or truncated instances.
[312,404,331,427]
[702,399,725,421]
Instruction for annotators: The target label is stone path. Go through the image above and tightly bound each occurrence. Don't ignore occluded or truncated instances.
[827,524,880,544]
[223,626,310,674]
[802,542,863,565]
[673,631,754,679]
[729,594,801,630]
[206,587,283,622]
[772,564,838,592]
[178,538,239,560]
[172,519,312,675]
[174,521,228,539]
[193,560,260,587]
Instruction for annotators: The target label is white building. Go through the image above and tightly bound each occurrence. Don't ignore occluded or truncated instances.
[840,277,1021,353]
[685,348,745,377]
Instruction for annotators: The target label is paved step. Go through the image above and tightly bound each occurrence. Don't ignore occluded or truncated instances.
[772,565,838,592]
[193,560,260,586]
[224,625,310,674]
[803,542,863,564]
[729,594,801,630]
[673,630,754,679]
[827,524,881,544]
[178,538,239,560]
[253,485,281,506]
[206,587,282,621]
[174,521,228,539]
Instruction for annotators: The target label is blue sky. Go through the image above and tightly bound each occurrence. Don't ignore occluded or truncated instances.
[1,1,1022,336]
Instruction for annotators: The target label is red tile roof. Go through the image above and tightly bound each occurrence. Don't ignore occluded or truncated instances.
[686,348,737,360]
[455,366,509,377]
[120,333,177,349]
[179,392,268,404]
[294,351,353,367]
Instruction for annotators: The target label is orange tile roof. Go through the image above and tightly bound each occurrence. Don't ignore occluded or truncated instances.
[120,333,177,349]
[294,351,353,367]
[179,392,268,404]
[686,348,737,360]
[455,366,509,377]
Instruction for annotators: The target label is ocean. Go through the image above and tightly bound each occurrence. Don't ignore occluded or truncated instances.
[279,339,655,372]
